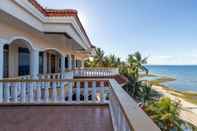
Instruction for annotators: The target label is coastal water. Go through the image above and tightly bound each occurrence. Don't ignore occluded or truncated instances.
[146,65,197,92]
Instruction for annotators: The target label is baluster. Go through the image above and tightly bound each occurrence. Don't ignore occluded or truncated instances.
[29,82,34,103]
[44,82,49,102]
[92,81,97,102]
[68,81,73,101]
[84,69,86,76]
[47,74,50,79]
[88,69,90,76]
[52,81,57,102]
[60,80,65,102]
[5,83,10,102]
[84,81,89,101]
[37,81,41,102]
[13,82,18,102]
[97,69,99,76]
[85,69,87,77]
[87,69,89,77]
[80,69,82,77]
[76,81,80,101]
[21,82,26,103]
[100,81,105,102]
[81,69,83,77]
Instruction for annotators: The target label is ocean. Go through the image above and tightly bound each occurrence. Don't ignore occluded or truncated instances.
[146,65,197,92]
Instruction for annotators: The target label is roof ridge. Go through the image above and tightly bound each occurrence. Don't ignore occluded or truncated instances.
[28,0,77,16]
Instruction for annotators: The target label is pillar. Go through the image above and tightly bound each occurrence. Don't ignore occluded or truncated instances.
[0,41,4,102]
[43,52,47,74]
[61,55,65,73]
[31,48,39,79]
[68,54,72,70]
[81,59,85,68]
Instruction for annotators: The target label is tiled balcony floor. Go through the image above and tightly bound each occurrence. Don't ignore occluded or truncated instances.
[0,105,113,131]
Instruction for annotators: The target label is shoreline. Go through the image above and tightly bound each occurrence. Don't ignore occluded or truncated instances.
[152,85,197,126]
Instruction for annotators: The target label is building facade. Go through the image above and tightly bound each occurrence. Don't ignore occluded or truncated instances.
[0,0,95,79]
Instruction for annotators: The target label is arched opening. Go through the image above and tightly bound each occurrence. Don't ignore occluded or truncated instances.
[3,39,33,78]
[40,49,63,74]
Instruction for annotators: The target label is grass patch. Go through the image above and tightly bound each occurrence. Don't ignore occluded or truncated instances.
[149,76,176,85]
[153,84,197,105]
[140,73,158,77]
[144,75,197,105]
[170,90,197,105]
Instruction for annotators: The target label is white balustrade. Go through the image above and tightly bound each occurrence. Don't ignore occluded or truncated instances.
[0,78,160,131]
[109,79,160,131]
[0,77,111,104]
[73,68,119,78]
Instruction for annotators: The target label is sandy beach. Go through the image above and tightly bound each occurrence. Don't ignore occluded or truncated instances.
[152,85,197,126]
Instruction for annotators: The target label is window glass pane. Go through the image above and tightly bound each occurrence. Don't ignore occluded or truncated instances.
[39,52,44,74]
[18,47,30,76]
[3,45,9,78]
[65,57,68,68]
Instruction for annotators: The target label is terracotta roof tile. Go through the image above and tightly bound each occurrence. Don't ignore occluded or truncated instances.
[113,75,128,85]
[28,0,77,17]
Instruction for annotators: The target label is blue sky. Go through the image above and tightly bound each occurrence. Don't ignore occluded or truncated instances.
[38,0,197,65]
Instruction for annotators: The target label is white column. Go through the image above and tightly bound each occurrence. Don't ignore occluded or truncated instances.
[73,56,76,69]
[48,53,51,73]
[61,55,65,74]
[31,48,39,79]
[0,42,4,102]
[68,54,72,70]
[43,52,47,74]
[81,59,85,68]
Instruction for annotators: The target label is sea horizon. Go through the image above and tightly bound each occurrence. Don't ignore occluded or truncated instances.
[146,65,197,92]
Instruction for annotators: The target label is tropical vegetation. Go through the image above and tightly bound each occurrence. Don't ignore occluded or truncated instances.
[144,97,183,131]
[85,48,196,131]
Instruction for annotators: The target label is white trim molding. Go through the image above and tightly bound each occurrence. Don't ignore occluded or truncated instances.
[6,36,34,50]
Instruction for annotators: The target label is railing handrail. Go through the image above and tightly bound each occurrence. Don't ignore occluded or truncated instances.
[74,67,119,69]
[0,79,72,83]
[109,79,160,131]
[37,73,61,76]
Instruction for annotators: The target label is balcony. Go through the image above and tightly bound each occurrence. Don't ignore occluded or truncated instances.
[0,76,160,131]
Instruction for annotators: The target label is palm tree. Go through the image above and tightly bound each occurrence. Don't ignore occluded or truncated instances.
[139,81,154,105]
[127,51,149,97]
[94,48,105,67]
[105,54,121,67]
[127,51,148,79]
[84,48,106,67]
[144,97,183,131]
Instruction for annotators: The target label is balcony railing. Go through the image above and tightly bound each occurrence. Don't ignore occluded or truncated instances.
[0,78,160,131]
[0,79,109,104]
[73,68,119,77]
